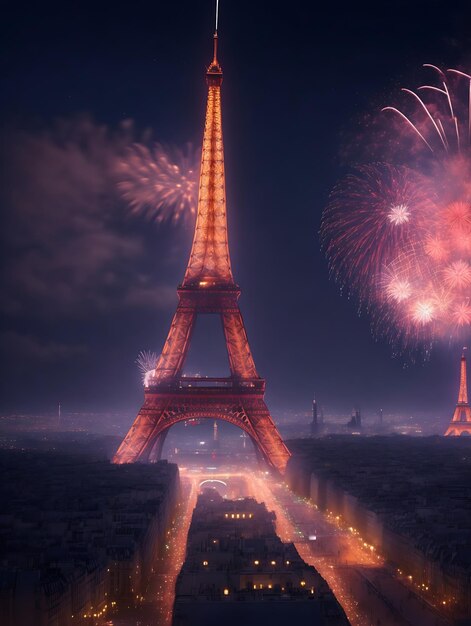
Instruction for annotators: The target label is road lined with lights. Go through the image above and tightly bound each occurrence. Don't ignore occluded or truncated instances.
[110,465,451,626]
[151,477,198,625]
[248,472,450,626]
[112,475,198,626]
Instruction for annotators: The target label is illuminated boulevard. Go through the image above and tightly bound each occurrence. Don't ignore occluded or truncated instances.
[110,477,198,626]
[110,463,451,626]
[180,467,450,626]
[248,473,451,626]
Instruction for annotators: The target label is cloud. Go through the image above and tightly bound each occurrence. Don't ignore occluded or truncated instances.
[0,116,173,320]
[0,331,88,363]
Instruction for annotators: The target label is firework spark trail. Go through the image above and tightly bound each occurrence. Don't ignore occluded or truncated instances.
[321,65,471,354]
[136,350,158,386]
[116,143,200,224]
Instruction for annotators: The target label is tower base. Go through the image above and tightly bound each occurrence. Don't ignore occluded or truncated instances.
[113,378,291,474]
[444,402,471,436]
[444,422,471,436]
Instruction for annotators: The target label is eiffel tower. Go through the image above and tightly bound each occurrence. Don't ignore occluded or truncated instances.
[113,26,291,473]
[444,348,471,436]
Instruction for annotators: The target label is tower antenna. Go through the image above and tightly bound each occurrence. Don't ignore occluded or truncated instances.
[211,1,221,72]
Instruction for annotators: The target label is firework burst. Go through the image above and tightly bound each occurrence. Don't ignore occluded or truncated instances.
[411,299,436,325]
[388,203,411,225]
[385,276,412,303]
[321,163,433,303]
[443,260,471,289]
[321,64,471,354]
[453,301,471,326]
[116,143,200,224]
[136,350,158,386]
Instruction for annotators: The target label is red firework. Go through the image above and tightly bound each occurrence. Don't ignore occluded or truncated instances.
[322,65,471,352]
[321,163,434,303]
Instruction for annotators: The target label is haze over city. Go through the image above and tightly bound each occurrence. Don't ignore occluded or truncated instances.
[1,1,471,626]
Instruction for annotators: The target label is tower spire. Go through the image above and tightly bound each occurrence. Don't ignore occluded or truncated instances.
[458,347,468,404]
[182,8,231,288]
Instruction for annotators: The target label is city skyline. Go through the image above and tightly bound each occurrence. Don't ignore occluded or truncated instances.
[1,0,471,416]
[1,3,471,625]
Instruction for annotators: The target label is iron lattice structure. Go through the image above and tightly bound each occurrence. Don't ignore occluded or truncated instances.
[444,350,471,436]
[113,33,291,473]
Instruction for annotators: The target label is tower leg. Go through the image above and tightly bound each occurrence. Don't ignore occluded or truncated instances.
[113,400,169,464]
[148,430,170,463]
[154,307,196,382]
[240,399,291,474]
[222,310,258,379]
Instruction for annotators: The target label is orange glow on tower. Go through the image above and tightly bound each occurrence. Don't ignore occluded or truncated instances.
[183,33,233,288]
[444,348,471,436]
[113,25,290,473]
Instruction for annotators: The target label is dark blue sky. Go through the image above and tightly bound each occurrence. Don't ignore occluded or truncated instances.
[1,0,470,417]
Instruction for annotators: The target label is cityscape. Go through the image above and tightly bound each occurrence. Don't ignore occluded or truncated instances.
[1,1,471,626]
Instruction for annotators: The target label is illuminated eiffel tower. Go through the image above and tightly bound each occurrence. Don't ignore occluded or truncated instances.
[444,349,471,436]
[113,21,290,473]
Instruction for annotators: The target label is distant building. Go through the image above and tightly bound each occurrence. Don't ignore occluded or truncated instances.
[346,408,361,430]
[310,398,318,436]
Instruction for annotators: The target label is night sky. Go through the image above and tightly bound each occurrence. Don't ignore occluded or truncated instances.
[1,0,471,417]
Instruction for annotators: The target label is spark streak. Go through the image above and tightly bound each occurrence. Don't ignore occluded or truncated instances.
[382,107,434,152]
[136,350,158,386]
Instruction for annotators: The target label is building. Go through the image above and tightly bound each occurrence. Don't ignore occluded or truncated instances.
[0,449,179,626]
[286,436,471,620]
[172,489,350,626]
